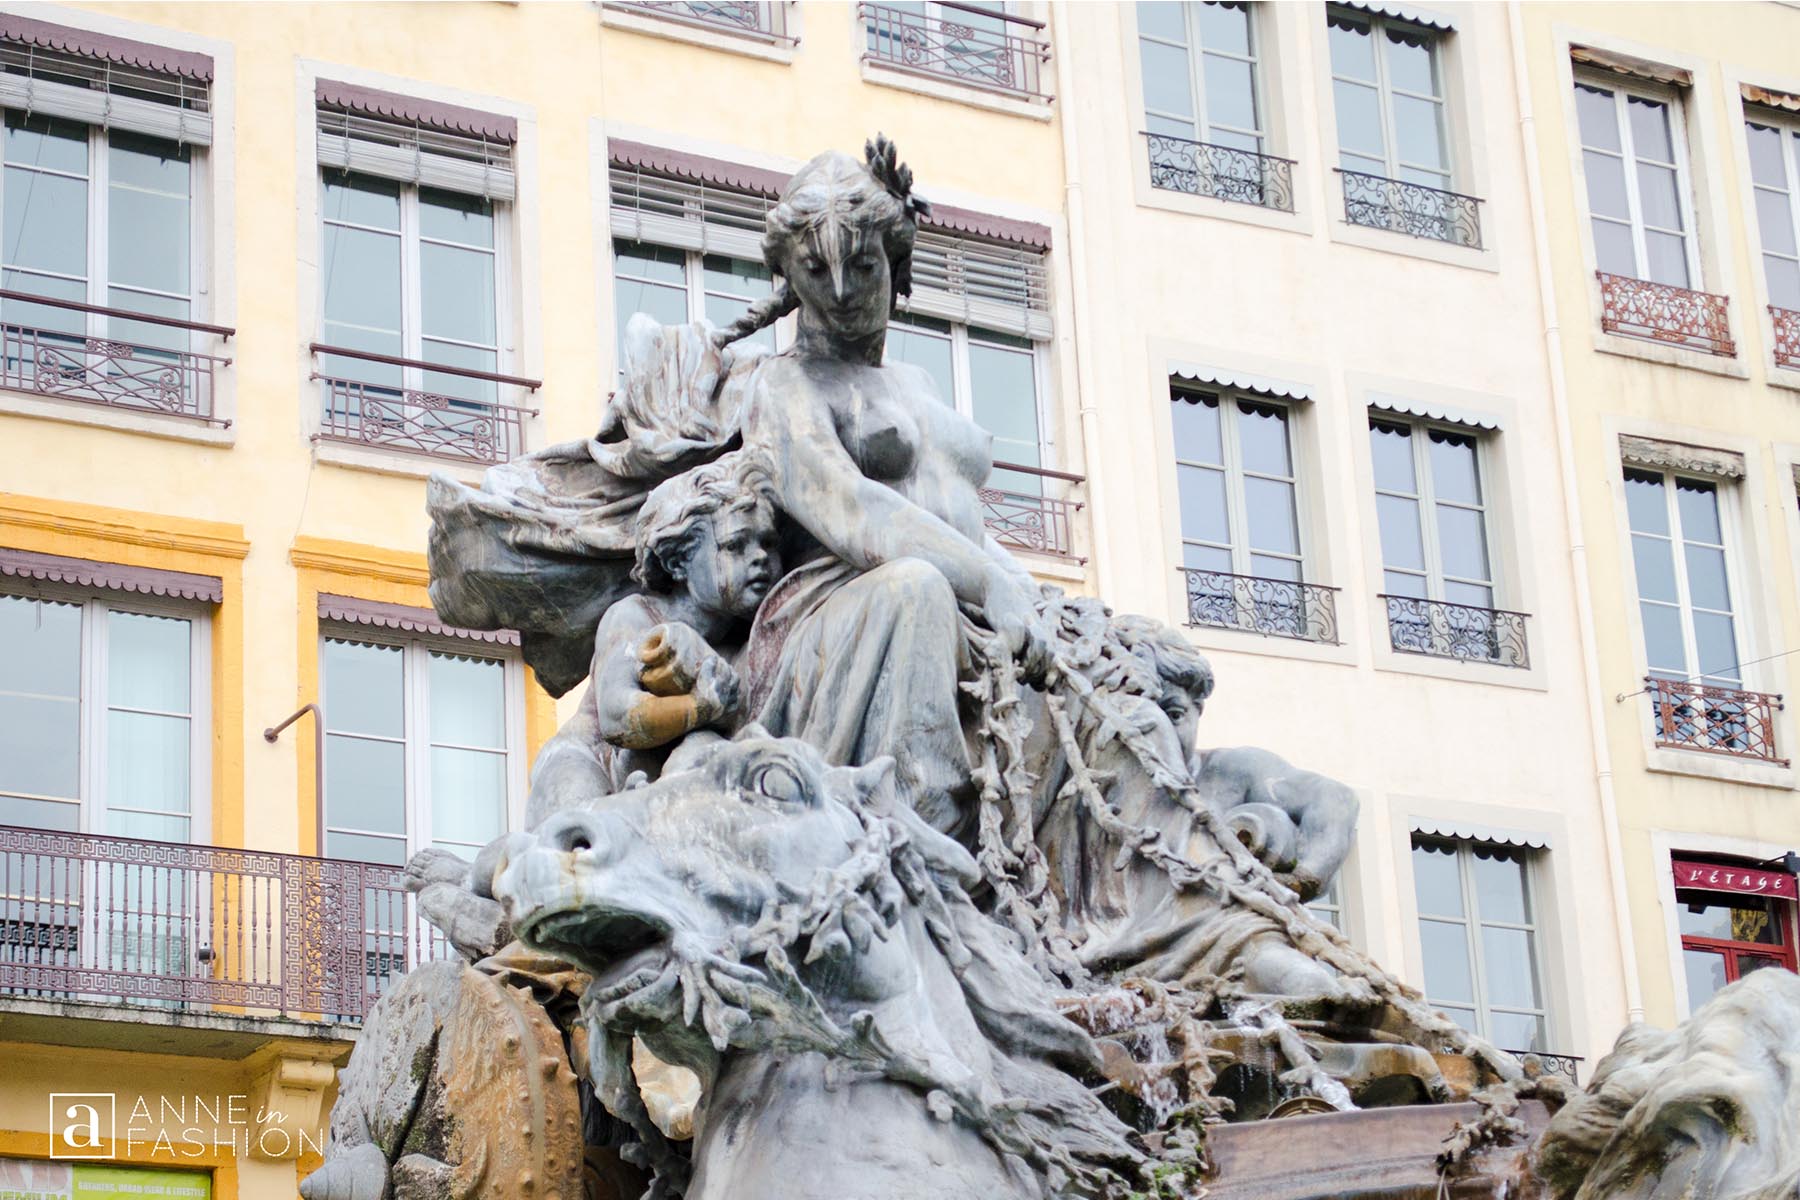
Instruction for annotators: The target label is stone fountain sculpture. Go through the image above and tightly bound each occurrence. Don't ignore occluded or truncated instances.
[299,139,1800,1200]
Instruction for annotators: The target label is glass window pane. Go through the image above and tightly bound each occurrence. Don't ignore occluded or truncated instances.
[1327,14,1376,82]
[1575,84,1620,152]
[430,747,507,846]
[701,253,772,299]
[1140,39,1196,120]
[429,652,505,748]
[108,809,189,843]
[1636,162,1684,231]
[1419,918,1474,1003]
[1195,2,1251,55]
[1486,1010,1545,1052]
[1371,421,1416,492]
[0,693,79,799]
[106,711,190,815]
[1243,476,1298,555]
[613,239,686,285]
[4,111,88,175]
[108,134,190,296]
[1755,189,1796,257]
[105,287,191,356]
[1436,505,1491,582]
[421,243,497,346]
[1746,122,1787,188]
[1623,470,1669,535]
[1675,479,1722,543]
[1767,256,1800,313]
[1684,544,1732,613]
[1393,95,1446,170]
[322,170,401,230]
[969,339,1041,467]
[1412,840,1464,917]
[1631,534,1678,603]
[1682,947,1727,1008]
[1678,896,1777,942]
[1249,554,1300,581]
[325,734,406,836]
[107,611,191,714]
[1147,111,1200,141]
[1692,612,1740,682]
[4,165,87,276]
[1334,80,1386,160]
[614,278,689,351]
[1471,846,1530,924]
[1427,430,1481,504]
[421,338,499,405]
[1236,401,1290,475]
[1627,95,1675,162]
[0,594,81,697]
[1377,494,1425,572]
[1480,926,1541,1010]
[1177,464,1231,545]
[322,224,402,334]
[1182,542,1233,572]
[1383,26,1438,96]
[325,829,408,866]
[1583,151,1630,220]
[1640,601,1687,673]
[1172,394,1224,464]
[1444,580,1493,611]
[420,188,494,247]
[1204,55,1259,134]
[1644,231,1690,288]
[886,317,955,403]
[1592,218,1639,277]
[1385,569,1427,597]
[1136,0,1186,42]
[323,639,404,739]
[0,794,79,830]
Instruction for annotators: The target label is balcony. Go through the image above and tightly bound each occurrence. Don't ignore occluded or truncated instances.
[1380,595,1530,668]
[1182,568,1340,645]
[1336,169,1482,249]
[981,461,1084,561]
[1771,305,1800,370]
[605,1,794,42]
[1646,677,1786,766]
[1143,132,1296,213]
[311,343,540,466]
[0,289,233,425]
[0,823,447,1023]
[860,2,1050,101]
[1504,1049,1582,1086]
[1597,272,1735,357]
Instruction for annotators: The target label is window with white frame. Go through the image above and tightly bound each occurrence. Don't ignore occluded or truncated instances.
[1624,467,1744,687]
[1327,7,1451,191]
[888,312,1046,493]
[1371,416,1495,611]
[320,632,523,866]
[611,238,775,357]
[1138,2,1265,154]
[1412,835,1549,1052]
[1746,111,1800,314]
[1172,387,1302,581]
[1575,77,1697,288]
[0,36,211,378]
[0,588,208,842]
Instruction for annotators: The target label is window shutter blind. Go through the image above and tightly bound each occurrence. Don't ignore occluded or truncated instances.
[0,41,211,144]
[608,159,1053,340]
[315,88,516,202]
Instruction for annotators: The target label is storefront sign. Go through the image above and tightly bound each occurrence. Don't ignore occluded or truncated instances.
[1672,858,1798,899]
[0,1162,209,1200]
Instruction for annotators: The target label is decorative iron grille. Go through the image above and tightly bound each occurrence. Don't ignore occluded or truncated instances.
[1182,569,1339,644]
[1597,272,1735,357]
[0,290,232,425]
[1380,595,1529,668]
[0,824,449,1021]
[860,2,1051,99]
[979,461,1084,560]
[1646,677,1786,765]
[1143,132,1295,213]
[1771,305,1800,370]
[1505,1050,1582,1085]
[1337,169,1482,248]
[311,344,540,466]
[607,1,793,41]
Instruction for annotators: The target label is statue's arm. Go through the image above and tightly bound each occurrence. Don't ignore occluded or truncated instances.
[594,605,737,749]
[1275,771,1358,896]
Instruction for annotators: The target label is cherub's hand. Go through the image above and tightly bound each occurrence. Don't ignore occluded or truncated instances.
[691,655,742,728]
[638,622,714,696]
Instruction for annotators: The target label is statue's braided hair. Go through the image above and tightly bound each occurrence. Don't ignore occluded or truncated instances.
[712,134,927,349]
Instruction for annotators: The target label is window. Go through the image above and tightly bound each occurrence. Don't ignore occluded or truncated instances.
[1139,2,1264,153]
[611,238,775,357]
[1679,886,1795,1010]
[1307,878,1342,930]
[862,2,1047,98]
[320,633,522,866]
[1575,79,1697,288]
[1624,468,1743,687]
[1747,112,1800,313]
[1412,836,1548,1052]
[1327,8,1450,191]
[0,589,206,841]
[1173,388,1301,581]
[887,313,1046,492]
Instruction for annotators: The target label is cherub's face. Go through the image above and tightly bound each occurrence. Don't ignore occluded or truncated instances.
[788,226,890,343]
[681,500,781,620]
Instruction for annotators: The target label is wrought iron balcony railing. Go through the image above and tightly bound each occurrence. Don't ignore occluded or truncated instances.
[310,343,541,466]
[981,461,1084,561]
[860,2,1051,100]
[1504,1049,1582,1085]
[1336,169,1482,249]
[1770,305,1800,370]
[606,1,794,42]
[0,289,233,426]
[1143,132,1296,213]
[1182,568,1340,644]
[1646,676,1786,765]
[1597,272,1735,357]
[1380,595,1530,668]
[0,823,449,1021]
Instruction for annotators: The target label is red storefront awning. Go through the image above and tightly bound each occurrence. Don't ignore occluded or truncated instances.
[1673,858,1797,900]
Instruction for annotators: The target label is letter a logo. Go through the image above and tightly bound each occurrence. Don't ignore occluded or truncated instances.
[49,1093,113,1159]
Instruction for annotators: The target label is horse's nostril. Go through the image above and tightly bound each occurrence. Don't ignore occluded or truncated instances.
[568,834,592,854]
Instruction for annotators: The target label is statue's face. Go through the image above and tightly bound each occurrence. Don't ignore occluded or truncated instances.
[680,500,780,619]
[788,225,891,342]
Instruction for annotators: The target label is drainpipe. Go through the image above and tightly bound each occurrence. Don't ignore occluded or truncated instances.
[1506,1,1645,1025]
[1050,1,1116,598]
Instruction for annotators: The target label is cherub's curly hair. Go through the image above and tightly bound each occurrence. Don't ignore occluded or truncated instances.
[632,451,777,591]
[713,134,931,348]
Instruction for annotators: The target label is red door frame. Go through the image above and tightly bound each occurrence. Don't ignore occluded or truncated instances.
[1677,889,1799,991]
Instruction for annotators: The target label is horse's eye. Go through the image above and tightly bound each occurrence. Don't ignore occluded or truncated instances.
[751,763,805,805]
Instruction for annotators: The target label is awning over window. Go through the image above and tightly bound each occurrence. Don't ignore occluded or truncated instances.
[1412,817,1550,850]
[0,547,221,603]
[315,79,517,201]
[1338,2,1455,31]
[1368,393,1500,431]
[1620,434,1745,480]
[1170,363,1313,402]
[1744,83,1800,115]
[0,15,212,144]
[1571,45,1692,89]
[1672,858,1797,900]
[319,593,519,647]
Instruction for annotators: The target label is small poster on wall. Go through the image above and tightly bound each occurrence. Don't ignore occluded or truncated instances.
[0,1158,71,1200]
[0,1161,210,1200]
